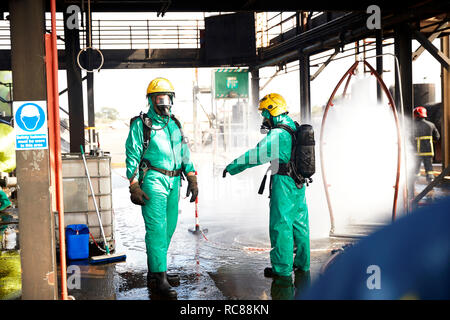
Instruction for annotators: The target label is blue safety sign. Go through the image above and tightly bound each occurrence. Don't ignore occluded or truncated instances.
[13,101,48,150]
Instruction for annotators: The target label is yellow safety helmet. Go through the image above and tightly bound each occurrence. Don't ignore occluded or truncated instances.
[146,77,175,98]
[258,93,288,117]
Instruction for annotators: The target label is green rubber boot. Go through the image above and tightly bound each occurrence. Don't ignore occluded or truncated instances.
[148,272,177,300]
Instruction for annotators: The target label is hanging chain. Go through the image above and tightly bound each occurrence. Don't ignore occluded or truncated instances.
[87,0,92,47]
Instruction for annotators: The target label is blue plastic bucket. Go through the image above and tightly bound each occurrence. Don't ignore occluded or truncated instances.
[66,224,89,260]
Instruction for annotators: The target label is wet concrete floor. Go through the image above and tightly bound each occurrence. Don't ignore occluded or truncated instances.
[64,156,355,300]
[4,154,448,300]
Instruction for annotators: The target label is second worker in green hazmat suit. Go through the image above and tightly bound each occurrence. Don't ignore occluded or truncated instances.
[223,93,310,279]
[0,120,15,212]
[125,77,198,299]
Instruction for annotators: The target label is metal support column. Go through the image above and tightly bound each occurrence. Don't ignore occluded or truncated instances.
[9,0,58,300]
[394,24,414,206]
[299,52,311,123]
[250,68,260,121]
[394,25,413,117]
[442,36,450,168]
[63,7,85,153]
[193,84,198,151]
[85,9,95,146]
[376,29,383,103]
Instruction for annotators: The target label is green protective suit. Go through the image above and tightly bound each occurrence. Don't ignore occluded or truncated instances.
[226,110,310,276]
[0,189,11,211]
[125,99,195,273]
[271,276,295,300]
[0,122,14,212]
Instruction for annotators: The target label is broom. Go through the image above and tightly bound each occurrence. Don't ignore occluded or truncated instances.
[188,171,208,235]
[80,145,126,264]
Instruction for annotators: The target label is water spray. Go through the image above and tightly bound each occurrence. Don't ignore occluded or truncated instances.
[320,58,407,237]
[369,53,410,215]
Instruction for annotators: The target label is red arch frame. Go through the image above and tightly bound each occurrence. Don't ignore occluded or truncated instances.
[319,60,403,234]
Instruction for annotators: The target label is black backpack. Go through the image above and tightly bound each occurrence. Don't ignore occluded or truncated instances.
[128,112,187,183]
[258,122,315,193]
[281,122,316,183]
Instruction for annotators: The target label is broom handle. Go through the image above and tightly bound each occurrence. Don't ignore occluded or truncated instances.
[80,145,109,254]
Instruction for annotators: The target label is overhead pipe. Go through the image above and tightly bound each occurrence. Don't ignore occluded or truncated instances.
[253,33,345,71]
[320,59,404,236]
[302,34,343,55]
[253,50,299,70]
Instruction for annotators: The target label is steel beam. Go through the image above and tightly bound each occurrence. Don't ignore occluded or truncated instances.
[260,69,280,90]
[413,28,450,69]
[412,165,450,209]
[9,0,58,300]
[412,21,449,61]
[310,48,338,81]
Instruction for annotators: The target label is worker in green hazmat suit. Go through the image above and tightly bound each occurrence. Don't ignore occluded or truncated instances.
[0,190,11,212]
[125,77,197,299]
[223,93,310,278]
[0,120,15,211]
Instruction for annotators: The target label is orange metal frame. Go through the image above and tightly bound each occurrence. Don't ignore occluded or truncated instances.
[45,0,68,300]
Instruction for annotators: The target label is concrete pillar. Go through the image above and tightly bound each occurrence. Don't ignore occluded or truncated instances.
[63,7,85,153]
[9,0,58,299]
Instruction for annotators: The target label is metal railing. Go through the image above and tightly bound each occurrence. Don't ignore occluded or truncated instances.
[0,12,323,50]
[0,19,10,48]
[0,17,205,50]
[0,12,325,50]
[79,18,204,49]
[256,12,298,48]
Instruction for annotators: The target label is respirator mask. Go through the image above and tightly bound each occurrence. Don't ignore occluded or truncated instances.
[153,94,173,117]
[260,116,273,134]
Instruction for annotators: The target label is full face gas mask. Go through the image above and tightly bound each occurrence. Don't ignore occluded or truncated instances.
[260,111,274,134]
[152,94,173,117]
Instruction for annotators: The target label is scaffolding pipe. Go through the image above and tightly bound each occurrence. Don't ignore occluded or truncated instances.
[49,0,68,300]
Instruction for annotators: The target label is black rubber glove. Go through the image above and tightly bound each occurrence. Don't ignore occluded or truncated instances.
[223,169,228,178]
[186,174,198,203]
[129,183,149,206]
